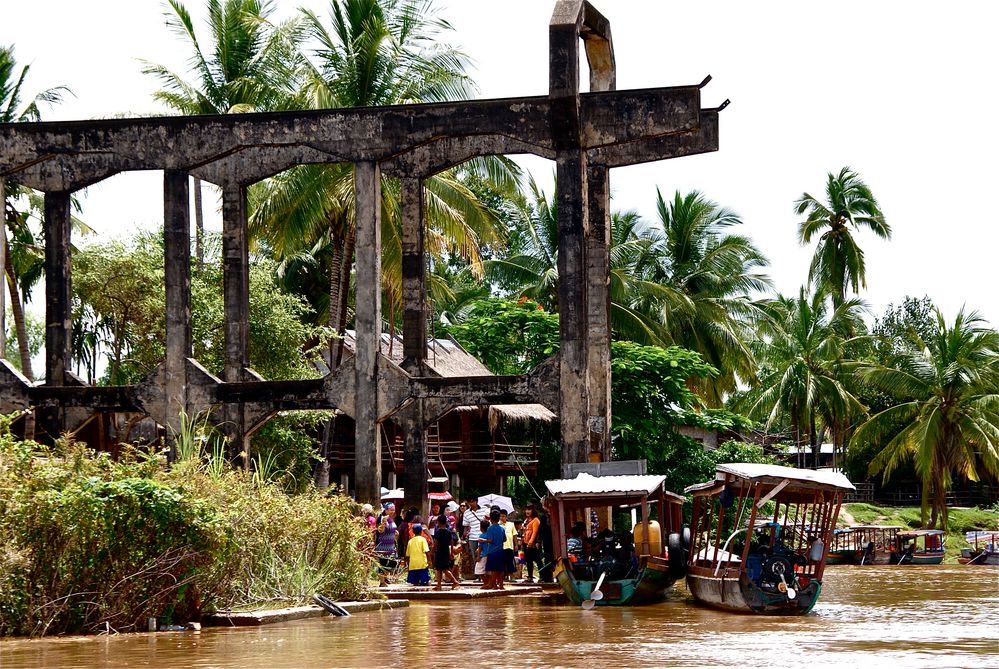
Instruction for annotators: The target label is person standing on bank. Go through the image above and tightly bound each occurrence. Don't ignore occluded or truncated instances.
[405,523,432,586]
[432,513,460,590]
[522,504,542,583]
[462,498,488,580]
[500,509,517,582]
[374,503,398,587]
[479,509,507,589]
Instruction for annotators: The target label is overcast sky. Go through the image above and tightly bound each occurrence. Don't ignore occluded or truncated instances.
[5,0,998,326]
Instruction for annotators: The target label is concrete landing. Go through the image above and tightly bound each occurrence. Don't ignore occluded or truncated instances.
[204,599,408,627]
[377,585,542,600]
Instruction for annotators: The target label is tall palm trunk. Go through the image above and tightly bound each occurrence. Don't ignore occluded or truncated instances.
[5,239,32,380]
[333,229,355,367]
[327,233,345,367]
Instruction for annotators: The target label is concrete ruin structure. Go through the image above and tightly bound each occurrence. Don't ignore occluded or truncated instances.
[0,1,723,513]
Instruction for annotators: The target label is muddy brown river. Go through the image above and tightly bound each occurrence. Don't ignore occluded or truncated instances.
[1,566,996,668]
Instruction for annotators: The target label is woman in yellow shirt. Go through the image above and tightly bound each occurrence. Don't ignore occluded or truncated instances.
[406,524,432,586]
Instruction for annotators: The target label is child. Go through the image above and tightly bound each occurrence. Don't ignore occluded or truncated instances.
[432,514,460,591]
[513,517,526,580]
[480,509,507,590]
[405,524,432,586]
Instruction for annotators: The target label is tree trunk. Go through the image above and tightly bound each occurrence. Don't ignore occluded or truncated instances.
[5,243,32,380]
[327,235,345,367]
[193,177,205,276]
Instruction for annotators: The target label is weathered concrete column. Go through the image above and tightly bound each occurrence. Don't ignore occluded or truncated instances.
[354,162,383,504]
[222,182,249,461]
[164,171,192,458]
[400,177,426,372]
[0,176,6,360]
[400,177,428,515]
[39,190,72,443]
[551,8,590,468]
[585,163,612,462]
[401,402,428,519]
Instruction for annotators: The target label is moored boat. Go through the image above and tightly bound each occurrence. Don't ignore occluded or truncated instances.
[959,531,999,565]
[685,463,854,615]
[826,528,863,565]
[892,529,945,565]
[545,471,686,606]
[850,525,903,565]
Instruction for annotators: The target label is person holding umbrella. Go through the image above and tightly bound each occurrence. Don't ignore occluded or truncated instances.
[462,498,488,581]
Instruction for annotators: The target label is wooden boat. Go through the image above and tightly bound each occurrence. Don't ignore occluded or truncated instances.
[545,471,686,606]
[959,531,999,565]
[826,528,863,565]
[892,529,945,565]
[850,525,903,565]
[686,463,854,615]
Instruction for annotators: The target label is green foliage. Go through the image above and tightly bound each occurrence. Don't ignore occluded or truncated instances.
[444,297,559,374]
[0,418,372,637]
[72,233,327,384]
[610,340,717,471]
[249,412,331,493]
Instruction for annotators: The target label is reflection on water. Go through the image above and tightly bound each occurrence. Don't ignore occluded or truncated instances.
[1,566,996,669]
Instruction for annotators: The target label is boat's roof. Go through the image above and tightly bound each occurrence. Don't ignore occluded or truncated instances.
[685,463,855,493]
[965,531,999,541]
[545,473,684,502]
[898,529,946,538]
[850,525,903,530]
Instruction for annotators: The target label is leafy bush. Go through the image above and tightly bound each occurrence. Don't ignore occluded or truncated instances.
[0,418,373,637]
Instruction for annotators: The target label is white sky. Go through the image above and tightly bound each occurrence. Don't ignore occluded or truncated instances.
[4,0,998,326]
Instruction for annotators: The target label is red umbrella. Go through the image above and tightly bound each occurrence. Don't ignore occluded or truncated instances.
[428,491,453,501]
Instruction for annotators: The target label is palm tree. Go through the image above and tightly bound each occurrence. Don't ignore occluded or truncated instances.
[249,0,512,366]
[852,308,999,530]
[742,287,867,464]
[795,167,890,306]
[1,45,70,379]
[634,189,772,405]
[142,0,306,270]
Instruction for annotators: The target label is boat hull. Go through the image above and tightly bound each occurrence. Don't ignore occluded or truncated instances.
[554,556,678,606]
[686,570,821,615]
[959,551,999,566]
[825,549,859,565]
[892,551,944,565]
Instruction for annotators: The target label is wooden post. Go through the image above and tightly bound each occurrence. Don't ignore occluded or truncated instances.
[164,171,192,460]
[354,161,382,504]
[640,494,651,556]
[0,176,5,360]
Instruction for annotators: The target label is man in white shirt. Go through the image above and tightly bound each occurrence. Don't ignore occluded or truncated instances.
[462,498,488,579]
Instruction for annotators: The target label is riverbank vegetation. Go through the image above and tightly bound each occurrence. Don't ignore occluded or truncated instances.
[0,415,371,637]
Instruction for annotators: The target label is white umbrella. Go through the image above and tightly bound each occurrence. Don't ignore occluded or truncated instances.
[478,493,514,513]
[380,488,405,500]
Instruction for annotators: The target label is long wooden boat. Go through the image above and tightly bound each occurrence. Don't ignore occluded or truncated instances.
[685,463,854,615]
[959,531,999,566]
[826,528,863,565]
[545,471,686,606]
[850,525,903,565]
[892,529,945,565]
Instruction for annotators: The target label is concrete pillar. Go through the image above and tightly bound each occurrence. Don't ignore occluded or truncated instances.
[400,177,426,373]
[164,170,192,459]
[353,161,382,504]
[39,190,72,443]
[402,404,428,519]
[222,183,249,462]
[555,151,590,467]
[585,163,612,462]
[400,177,428,516]
[0,176,5,360]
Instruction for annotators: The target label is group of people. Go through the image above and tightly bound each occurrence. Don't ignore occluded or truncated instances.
[360,497,556,590]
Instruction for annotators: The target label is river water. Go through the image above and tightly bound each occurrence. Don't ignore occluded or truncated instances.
[1,566,996,669]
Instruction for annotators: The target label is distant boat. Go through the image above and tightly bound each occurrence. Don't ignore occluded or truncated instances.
[892,529,945,565]
[544,471,687,607]
[959,531,999,566]
[826,528,863,565]
[685,463,854,615]
[850,525,903,565]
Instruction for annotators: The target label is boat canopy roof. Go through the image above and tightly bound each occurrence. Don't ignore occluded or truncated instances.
[897,529,946,538]
[850,524,903,530]
[965,531,999,542]
[685,463,855,494]
[545,473,684,503]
